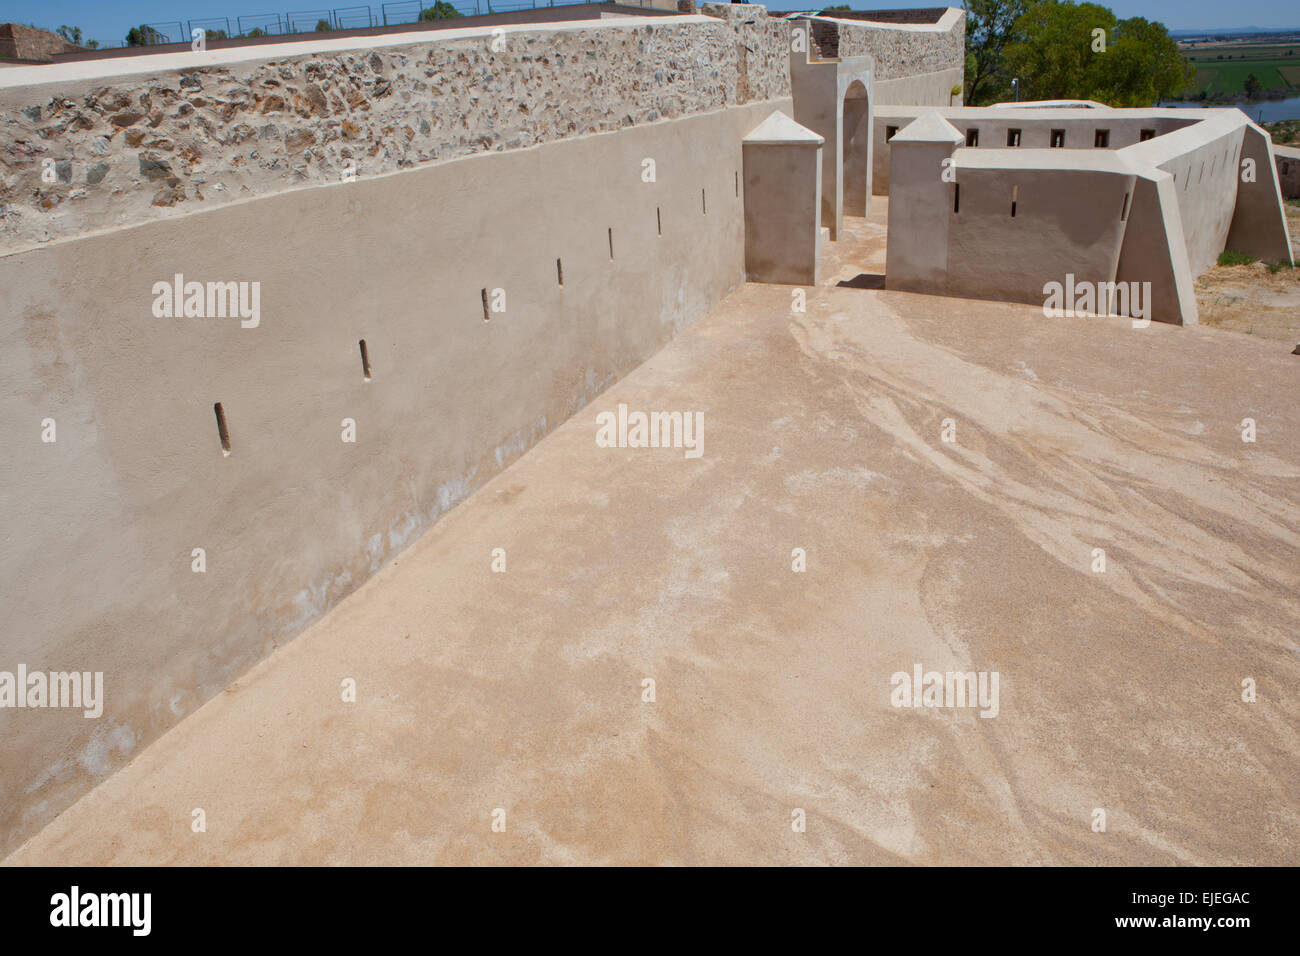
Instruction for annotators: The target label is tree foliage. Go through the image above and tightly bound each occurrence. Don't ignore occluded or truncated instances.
[964,0,1190,107]
[963,0,1029,105]
[125,24,167,46]
[420,2,464,19]
[1090,17,1190,106]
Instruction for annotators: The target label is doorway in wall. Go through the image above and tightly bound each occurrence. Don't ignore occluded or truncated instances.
[842,80,871,218]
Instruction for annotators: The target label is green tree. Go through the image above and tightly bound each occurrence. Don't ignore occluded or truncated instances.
[1244,73,1261,97]
[1002,1,1189,106]
[420,2,463,19]
[125,24,167,46]
[247,27,268,37]
[963,0,1030,105]
[1090,17,1191,106]
[55,25,83,45]
[316,19,334,32]
[1002,1,1114,102]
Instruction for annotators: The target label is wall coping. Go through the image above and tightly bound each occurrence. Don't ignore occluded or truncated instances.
[0,14,715,90]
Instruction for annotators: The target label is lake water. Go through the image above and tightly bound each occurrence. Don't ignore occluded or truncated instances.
[1159,96,1300,122]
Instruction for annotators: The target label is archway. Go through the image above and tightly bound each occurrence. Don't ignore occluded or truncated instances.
[842,80,871,218]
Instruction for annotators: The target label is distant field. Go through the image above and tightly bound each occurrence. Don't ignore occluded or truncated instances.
[1183,44,1300,63]
[1180,41,1300,96]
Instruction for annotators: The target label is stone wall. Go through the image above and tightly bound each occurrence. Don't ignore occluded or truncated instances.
[0,8,967,250]
[0,24,81,63]
[1,15,790,250]
[833,13,965,82]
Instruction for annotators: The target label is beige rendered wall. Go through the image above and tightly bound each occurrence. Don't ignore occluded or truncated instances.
[873,66,964,108]
[886,134,1199,324]
[885,139,954,292]
[1115,172,1198,326]
[790,51,840,239]
[0,97,784,856]
[743,140,821,284]
[1226,126,1295,265]
[842,85,871,216]
[873,109,1201,195]
[945,163,1130,305]
[1152,127,1244,275]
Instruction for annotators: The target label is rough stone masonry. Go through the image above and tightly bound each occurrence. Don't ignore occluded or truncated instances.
[0,7,963,250]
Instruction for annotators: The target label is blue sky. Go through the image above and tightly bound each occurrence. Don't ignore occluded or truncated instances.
[6,1,1299,49]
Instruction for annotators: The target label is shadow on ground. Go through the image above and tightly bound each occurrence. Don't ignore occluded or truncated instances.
[837,273,887,290]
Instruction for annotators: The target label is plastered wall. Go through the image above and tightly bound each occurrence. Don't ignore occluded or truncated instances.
[945,164,1131,306]
[0,97,784,856]
[873,66,964,109]
[873,108,1201,195]
[1153,128,1244,275]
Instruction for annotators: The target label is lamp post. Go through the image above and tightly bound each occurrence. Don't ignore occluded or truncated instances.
[1012,78,1019,102]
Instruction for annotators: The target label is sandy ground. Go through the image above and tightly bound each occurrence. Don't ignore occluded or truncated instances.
[1194,202,1300,343]
[6,202,1299,866]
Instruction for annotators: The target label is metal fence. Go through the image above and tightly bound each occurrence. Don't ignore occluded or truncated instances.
[284,9,334,32]
[333,5,376,27]
[187,17,235,39]
[129,1,650,46]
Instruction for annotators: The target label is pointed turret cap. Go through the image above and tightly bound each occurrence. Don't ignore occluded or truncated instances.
[743,110,824,146]
[890,112,964,145]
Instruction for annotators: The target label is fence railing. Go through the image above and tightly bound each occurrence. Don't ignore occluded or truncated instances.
[127,0,652,47]
[333,5,376,28]
[236,13,288,35]
[285,9,335,32]
[187,17,235,39]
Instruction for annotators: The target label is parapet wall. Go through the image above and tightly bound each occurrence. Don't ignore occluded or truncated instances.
[831,11,964,82]
[0,15,790,251]
[0,8,966,252]
[884,106,1293,325]
[873,106,1202,194]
